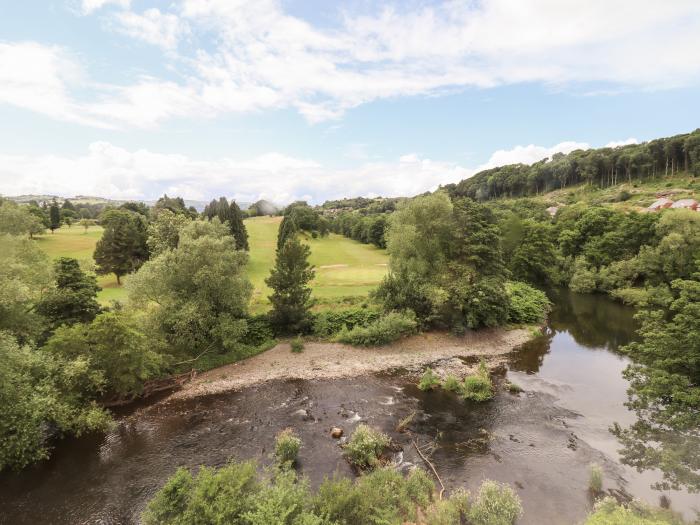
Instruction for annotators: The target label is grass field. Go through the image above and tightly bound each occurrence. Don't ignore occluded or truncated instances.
[35,217,389,309]
[34,225,127,304]
[247,216,388,310]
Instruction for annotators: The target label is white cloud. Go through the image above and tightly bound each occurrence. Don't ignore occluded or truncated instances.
[111,8,189,50]
[4,1,700,127]
[605,137,638,148]
[80,0,130,15]
[479,141,590,169]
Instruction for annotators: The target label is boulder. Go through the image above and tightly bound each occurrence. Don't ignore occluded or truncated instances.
[330,427,343,439]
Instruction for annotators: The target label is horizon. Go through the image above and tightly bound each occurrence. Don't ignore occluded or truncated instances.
[1,1,700,203]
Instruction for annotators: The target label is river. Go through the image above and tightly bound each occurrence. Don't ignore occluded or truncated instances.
[0,290,697,524]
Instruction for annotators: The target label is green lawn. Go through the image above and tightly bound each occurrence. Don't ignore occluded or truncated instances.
[246,216,389,310]
[35,217,389,310]
[34,225,126,304]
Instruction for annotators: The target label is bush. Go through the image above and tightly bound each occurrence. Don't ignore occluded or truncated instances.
[342,424,390,470]
[242,314,275,346]
[589,463,603,493]
[506,281,551,324]
[290,336,304,353]
[335,311,417,346]
[274,428,302,467]
[418,367,441,391]
[468,480,523,525]
[312,307,381,337]
[424,488,470,525]
[459,360,493,402]
[585,497,684,525]
[442,374,461,392]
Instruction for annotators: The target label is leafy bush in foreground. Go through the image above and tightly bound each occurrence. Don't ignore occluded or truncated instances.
[144,455,525,525]
[584,497,685,525]
[342,424,390,470]
[274,428,301,467]
[290,336,304,353]
[468,480,523,525]
[334,311,416,346]
[506,281,551,324]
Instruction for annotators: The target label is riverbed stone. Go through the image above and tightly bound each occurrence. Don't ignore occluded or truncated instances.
[330,427,343,438]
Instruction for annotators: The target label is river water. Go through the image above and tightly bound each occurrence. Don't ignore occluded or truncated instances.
[0,291,697,524]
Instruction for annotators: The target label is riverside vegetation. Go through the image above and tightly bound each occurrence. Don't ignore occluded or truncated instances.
[2,129,700,523]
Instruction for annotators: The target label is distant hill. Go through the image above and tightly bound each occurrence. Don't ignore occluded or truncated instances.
[5,195,252,212]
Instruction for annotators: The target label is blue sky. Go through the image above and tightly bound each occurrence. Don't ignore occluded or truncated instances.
[1,0,699,203]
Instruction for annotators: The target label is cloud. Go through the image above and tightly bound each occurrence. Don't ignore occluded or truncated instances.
[111,8,189,50]
[605,137,638,148]
[4,1,700,127]
[80,0,130,15]
[479,141,590,169]
[0,141,470,204]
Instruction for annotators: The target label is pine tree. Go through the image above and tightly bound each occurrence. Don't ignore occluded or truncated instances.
[266,236,315,334]
[277,215,298,250]
[49,199,61,233]
[93,209,149,284]
[229,201,249,251]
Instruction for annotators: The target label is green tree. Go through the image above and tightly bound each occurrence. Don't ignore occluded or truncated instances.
[266,236,315,334]
[43,312,163,399]
[229,200,249,251]
[0,200,45,237]
[36,257,101,332]
[146,209,190,257]
[127,219,252,359]
[49,199,61,233]
[510,219,557,285]
[613,279,700,492]
[0,331,110,472]
[93,209,149,284]
[0,234,52,342]
[276,215,298,250]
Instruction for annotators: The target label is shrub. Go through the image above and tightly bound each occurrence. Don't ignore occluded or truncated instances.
[424,488,470,525]
[290,336,304,353]
[589,463,603,493]
[335,311,417,347]
[468,480,523,525]
[506,381,523,394]
[459,360,493,402]
[274,428,302,467]
[506,281,551,324]
[242,314,275,346]
[418,367,441,391]
[585,497,684,525]
[342,424,390,470]
[442,374,461,392]
[312,307,381,337]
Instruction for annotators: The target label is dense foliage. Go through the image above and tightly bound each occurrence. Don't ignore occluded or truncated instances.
[93,208,149,284]
[334,311,417,346]
[446,129,700,200]
[203,196,249,250]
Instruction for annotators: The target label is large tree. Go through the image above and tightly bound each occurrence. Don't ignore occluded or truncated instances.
[203,197,249,250]
[49,199,61,233]
[146,209,190,257]
[613,279,700,492]
[0,200,45,237]
[266,235,315,334]
[127,219,252,359]
[36,257,101,332]
[93,209,149,284]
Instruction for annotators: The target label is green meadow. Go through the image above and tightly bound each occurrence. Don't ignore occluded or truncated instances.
[36,217,389,308]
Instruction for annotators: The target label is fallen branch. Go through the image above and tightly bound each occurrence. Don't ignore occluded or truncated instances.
[412,437,445,500]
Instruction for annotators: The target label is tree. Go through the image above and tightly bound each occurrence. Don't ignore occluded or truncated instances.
[79,218,92,233]
[43,312,163,399]
[146,209,190,257]
[36,257,101,332]
[612,279,700,492]
[228,200,249,250]
[0,234,52,342]
[266,236,315,334]
[277,215,298,250]
[510,219,557,285]
[127,220,252,359]
[0,200,45,238]
[0,331,110,471]
[93,209,149,284]
[49,199,61,233]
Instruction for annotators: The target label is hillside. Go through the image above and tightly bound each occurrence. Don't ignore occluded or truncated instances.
[6,194,247,212]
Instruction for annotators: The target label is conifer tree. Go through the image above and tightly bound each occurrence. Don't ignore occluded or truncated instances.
[93,209,149,284]
[49,199,61,233]
[266,235,315,334]
[277,215,298,250]
[228,201,249,251]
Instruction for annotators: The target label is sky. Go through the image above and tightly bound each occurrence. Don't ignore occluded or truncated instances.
[1,0,699,204]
